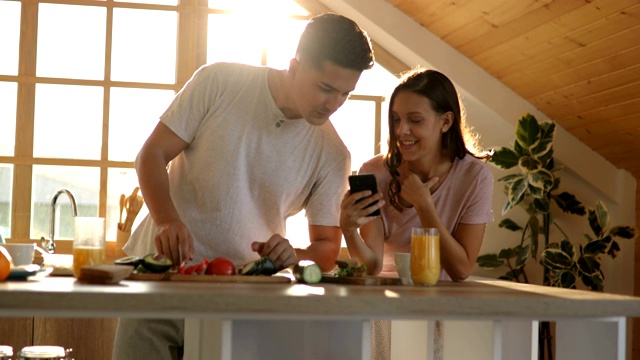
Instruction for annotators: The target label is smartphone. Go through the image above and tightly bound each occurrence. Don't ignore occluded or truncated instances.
[348,174,381,216]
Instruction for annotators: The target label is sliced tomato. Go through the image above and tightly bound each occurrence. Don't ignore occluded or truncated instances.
[195,258,209,275]
[206,257,236,275]
[184,265,198,275]
[178,261,188,275]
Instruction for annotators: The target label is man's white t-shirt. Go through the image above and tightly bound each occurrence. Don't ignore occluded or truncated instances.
[124,63,350,264]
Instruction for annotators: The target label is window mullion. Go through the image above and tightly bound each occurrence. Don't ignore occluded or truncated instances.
[11,1,40,242]
[176,0,207,89]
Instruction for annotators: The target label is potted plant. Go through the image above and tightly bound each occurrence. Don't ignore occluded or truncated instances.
[476,113,636,359]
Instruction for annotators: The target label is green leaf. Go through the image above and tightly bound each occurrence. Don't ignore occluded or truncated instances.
[527,168,554,193]
[607,240,621,259]
[558,270,577,289]
[529,216,540,257]
[506,177,527,211]
[581,273,604,292]
[609,225,636,239]
[595,200,610,231]
[496,173,522,183]
[519,156,542,172]
[503,268,525,282]
[587,208,604,238]
[583,239,608,256]
[577,255,601,276]
[527,184,545,199]
[515,113,540,150]
[551,192,586,215]
[489,147,521,170]
[515,245,530,267]
[541,248,573,270]
[498,218,523,232]
[532,121,555,159]
[532,197,550,213]
[559,239,575,259]
[476,254,504,269]
[513,139,526,157]
[501,199,514,216]
[498,248,518,260]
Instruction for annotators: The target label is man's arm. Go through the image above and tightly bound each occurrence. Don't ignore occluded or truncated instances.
[296,224,342,272]
[252,225,340,273]
[136,121,193,265]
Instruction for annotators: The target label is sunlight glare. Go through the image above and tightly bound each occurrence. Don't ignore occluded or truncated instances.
[209,0,309,16]
[0,1,20,75]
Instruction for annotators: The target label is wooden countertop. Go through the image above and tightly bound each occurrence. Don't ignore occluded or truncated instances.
[1,276,639,321]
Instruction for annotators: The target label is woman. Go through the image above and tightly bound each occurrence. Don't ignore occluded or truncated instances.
[340,68,493,282]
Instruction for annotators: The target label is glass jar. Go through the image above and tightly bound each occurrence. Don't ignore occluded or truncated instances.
[16,346,72,360]
[0,345,12,360]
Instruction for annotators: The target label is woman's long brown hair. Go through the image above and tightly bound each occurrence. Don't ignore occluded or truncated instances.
[384,68,492,211]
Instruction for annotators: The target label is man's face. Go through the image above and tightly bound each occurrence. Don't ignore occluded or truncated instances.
[290,60,362,126]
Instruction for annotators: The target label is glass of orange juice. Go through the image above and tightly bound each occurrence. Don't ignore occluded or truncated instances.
[410,227,440,286]
[72,217,106,277]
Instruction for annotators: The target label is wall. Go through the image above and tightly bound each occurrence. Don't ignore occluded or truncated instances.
[318,0,636,296]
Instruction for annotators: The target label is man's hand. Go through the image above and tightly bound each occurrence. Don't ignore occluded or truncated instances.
[154,221,194,266]
[251,234,297,270]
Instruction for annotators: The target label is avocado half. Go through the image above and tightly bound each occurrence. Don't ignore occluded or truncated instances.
[114,255,142,268]
[141,253,173,273]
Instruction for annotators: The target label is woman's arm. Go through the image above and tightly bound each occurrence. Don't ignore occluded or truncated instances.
[402,173,486,281]
[339,190,386,275]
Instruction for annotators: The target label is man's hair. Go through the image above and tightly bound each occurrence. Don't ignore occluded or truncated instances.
[296,13,374,72]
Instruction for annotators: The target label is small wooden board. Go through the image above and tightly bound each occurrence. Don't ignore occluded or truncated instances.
[320,275,403,286]
[127,273,291,283]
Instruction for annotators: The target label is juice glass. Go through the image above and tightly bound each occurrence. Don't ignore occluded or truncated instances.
[410,227,440,286]
[72,217,106,277]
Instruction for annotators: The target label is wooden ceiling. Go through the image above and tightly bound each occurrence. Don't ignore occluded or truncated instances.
[385,0,640,178]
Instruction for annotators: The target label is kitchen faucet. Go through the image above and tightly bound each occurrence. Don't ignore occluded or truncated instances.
[40,189,78,254]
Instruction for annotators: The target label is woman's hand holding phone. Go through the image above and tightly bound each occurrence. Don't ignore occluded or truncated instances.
[339,174,385,234]
[348,174,382,217]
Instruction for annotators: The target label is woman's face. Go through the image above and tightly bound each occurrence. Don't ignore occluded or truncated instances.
[391,90,448,162]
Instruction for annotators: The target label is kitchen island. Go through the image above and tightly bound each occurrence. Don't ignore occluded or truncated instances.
[1,275,639,359]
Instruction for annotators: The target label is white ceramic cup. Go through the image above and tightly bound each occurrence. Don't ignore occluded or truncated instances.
[394,252,413,285]
[1,243,35,266]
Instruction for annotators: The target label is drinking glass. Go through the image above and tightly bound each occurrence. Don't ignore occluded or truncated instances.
[72,217,106,277]
[410,227,440,286]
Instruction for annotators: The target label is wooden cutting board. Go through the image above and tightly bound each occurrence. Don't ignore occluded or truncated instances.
[320,275,403,286]
[127,273,291,283]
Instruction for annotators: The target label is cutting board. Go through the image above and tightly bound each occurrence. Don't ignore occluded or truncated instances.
[320,275,403,286]
[127,273,291,283]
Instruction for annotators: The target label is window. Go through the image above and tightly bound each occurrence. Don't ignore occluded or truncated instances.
[0,0,399,253]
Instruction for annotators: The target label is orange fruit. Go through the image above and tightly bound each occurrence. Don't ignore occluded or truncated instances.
[0,247,13,281]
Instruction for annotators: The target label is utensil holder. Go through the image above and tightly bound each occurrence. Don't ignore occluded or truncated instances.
[116,228,131,257]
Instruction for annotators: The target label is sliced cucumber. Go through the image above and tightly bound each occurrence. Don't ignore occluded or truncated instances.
[293,260,322,284]
[240,256,278,276]
[114,256,142,268]
[141,253,173,273]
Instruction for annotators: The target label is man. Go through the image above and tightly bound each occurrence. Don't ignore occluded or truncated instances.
[113,13,374,360]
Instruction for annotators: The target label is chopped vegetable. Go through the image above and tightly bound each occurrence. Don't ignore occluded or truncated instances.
[140,253,173,273]
[114,255,142,268]
[293,260,322,284]
[240,256,278,276]
[206,257,236,275]
[335,259,366,277]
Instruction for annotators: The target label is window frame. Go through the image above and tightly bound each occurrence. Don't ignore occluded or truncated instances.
[1,0,405,257]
